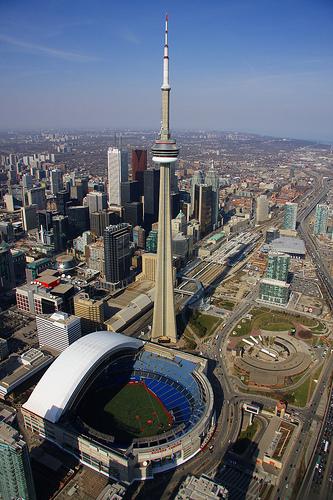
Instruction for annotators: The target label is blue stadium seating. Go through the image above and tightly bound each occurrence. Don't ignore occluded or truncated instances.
[106,350,205,432]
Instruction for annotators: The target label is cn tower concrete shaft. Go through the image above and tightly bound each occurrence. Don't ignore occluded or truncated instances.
[151,162,177,342]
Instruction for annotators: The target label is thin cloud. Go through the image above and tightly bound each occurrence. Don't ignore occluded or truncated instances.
[119,28,140,45]
[0,33,100,62]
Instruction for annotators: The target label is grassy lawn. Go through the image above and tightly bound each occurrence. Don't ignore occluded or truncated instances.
[259,320,293,331]
[291,373,305,385]
[291,377,311,407]
[189,311,221,338]
[233,318,252,336]
[79,382,172,440]
[286,364,324,408]
[216,299,235,311]
[239,420,259,441]
[232,307,322,338]
[309,364,324,398]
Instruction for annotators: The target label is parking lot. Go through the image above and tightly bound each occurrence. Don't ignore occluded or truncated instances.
[0,309,30,338]
[0,308,37,355]
[291,277,322,298]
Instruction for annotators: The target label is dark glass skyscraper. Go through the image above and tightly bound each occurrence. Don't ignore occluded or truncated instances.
[68,206,90,238]
[143,169,160,231]
[56,189,71,216]
[0,242,15,292]
[104,224,131,285]
[193,184,213,236]
[53,215,69,252]
[121,181,140,204]
[123,202,143,227]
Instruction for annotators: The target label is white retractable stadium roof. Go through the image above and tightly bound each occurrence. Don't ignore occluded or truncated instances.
[23,331,143,423]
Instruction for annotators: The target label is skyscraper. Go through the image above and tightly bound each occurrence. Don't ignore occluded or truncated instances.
[265,252,290,282]
[52,215,69,252]
[143,168,160,231]
[36,312,81,353]
[131,149,147,195]
[104,223,131,286]
[86,191,107,214]
[151,16,179,343]
[27,187,46,210]
[50,169,63,195]
[123,202,143,227]
[68,206,90,238]
[191,170,204,214]
[205,160,220,229]
[314,203,329,235]
[107,147,128,206]
[21,205,38,232]
[22,173,33,190]
[283,202,298,230]
[193,184,213,236]
[259,279,290,306]
[0,242,15,293]
[121,180,141,204]
[56,189,71,215]
[0,423,36,500]
[255,194,269,223]
[90,209,121,237]
[259,251,290,306]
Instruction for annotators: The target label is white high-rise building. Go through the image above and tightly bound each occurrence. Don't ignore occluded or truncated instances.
[256,195,269,224]
[50,169,63,195]
[86,191,107,214]
[36,312,81,353]
[3,194,15,212]
[107,147,128,206]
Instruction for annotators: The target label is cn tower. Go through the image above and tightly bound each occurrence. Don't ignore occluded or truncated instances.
[151,15,179,343]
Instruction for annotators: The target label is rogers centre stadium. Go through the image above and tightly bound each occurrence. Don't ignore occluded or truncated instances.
[22,332,215,483]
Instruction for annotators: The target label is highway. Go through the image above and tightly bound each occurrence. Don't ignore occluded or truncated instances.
[297,383,333,500]
[297,178,333,311]
[290,178,333,499]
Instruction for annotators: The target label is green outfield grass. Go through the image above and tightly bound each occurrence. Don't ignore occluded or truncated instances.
[79,382,172,441]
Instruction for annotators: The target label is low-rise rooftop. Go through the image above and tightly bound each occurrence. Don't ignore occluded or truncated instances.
[270,236,306,256]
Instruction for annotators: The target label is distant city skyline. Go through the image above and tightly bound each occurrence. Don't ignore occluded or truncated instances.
[0,0,332,142]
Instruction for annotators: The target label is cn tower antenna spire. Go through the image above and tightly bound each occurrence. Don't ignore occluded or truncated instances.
[160,13,171,140]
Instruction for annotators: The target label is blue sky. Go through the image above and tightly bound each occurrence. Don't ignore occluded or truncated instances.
[0,0,332,141]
